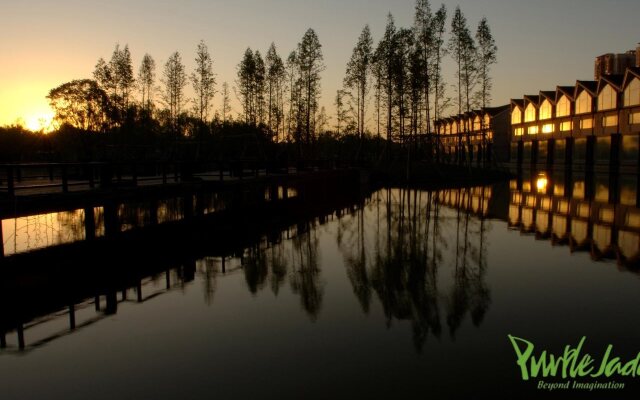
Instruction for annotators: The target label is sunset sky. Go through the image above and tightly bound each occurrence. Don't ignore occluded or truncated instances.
[1,0,639,131]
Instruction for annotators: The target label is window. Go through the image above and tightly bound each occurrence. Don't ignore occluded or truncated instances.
[598,84,617,110]
[556,95,571,117]
[473,116,481,131]
[511,108,522,124]
[560,121,573,131]
[580,118,593,129]
[629,112,640,125]
[624,78,640,107]
[528,126,539,135]
[602,115,618,127]
[452,122,458,134]
[542,124,554,134]
[539,99,553,120]
[525,103,537,122]
[575,90,592,114]
[484,114,490,127]
[514,128,524,136]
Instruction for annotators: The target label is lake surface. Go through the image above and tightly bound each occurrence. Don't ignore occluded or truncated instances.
[1,177,640,398]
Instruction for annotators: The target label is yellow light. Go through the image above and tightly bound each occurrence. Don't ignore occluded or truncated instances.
[536,175,548,192]
[24,111,54,133]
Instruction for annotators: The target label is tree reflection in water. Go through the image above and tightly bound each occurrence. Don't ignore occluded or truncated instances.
[337,187,491,351]
[238,219,324,320]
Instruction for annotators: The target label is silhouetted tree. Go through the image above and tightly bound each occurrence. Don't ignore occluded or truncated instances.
[116,45,135,110]
[47,79,110,131]
[161,51,187,131]
[449,6,476,114]
[296,28,325,146]
[474,17,497,110]
[138,53,156,114]
[344,25,373,140]
[392,28,414,141]
[94,44,134,114]
[285,50,299,142]
[191,40,216,123]
[374,14,397,144]
[432,5,448,121]
[334,89,349,136]
[266,43,286,139]
[414,0,432,134]
[237,48,256,124]
[253,50,266,124]
[220,81,231,123]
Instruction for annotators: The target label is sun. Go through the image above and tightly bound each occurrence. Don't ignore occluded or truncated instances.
[25,111,54,133]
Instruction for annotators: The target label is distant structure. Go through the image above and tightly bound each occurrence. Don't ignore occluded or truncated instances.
[510,43,640,175]
[433,105,510,165]
[594,46,638,80]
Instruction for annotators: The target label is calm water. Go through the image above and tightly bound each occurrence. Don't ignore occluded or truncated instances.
[1,179,640,398]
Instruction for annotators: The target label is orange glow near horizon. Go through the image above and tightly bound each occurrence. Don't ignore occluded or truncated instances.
[24,111,55,133]
[0,81,57,132]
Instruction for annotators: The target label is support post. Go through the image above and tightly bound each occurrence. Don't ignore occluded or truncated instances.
[69,304,76,330]
[17,323,25,350]
[61,165,69,193]
[84,207,95,240]
[7,166,14,196]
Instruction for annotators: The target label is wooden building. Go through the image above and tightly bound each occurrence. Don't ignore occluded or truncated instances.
[433,104,510,165]
[510,65,640,173]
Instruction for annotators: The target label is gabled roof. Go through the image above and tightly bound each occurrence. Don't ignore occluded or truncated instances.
[575,80,598,97]
[556,86,575,101]
[598,74,623,93]
[483,104,510,116]
[623,67,640,89]
[511,99,524,109]
[540,91,556,104]
[524,95,539,106]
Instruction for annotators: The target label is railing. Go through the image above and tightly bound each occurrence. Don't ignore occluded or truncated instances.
[0,159,352,197]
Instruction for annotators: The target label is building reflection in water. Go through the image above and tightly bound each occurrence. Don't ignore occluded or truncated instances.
[19,175,636,355]
[335,186,494,351]
[509,170,640,267]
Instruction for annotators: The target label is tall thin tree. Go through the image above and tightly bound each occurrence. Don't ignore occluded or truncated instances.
[266,43,286,137]
[344,25,373,140]
[374,14,398,145]
[220,81,231,124]
[191,40,216,123]
[237,48,256,124]
[296,29,325,146]
[475,17,497,163]
[138,53,156,113]
[475,17,497,110]
[162,51,187,131]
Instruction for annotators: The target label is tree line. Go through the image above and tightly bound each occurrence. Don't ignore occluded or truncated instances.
[337,1,497,148]
[39,0,496,163]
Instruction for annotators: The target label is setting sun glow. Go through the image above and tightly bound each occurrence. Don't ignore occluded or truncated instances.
[24,111,55,133]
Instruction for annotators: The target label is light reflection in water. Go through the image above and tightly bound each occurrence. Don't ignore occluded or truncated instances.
[1,208,104,256]
[509,171,640,264]
[2,182,640,398]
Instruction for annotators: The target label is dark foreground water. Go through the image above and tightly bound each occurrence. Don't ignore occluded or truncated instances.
[2,181,640,399]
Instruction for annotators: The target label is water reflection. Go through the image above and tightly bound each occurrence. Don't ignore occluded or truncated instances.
[4,171,640,356]
[0,188,289,256]
[0,182,335,353]
[509,171,640,267]
[336,187,492,350]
